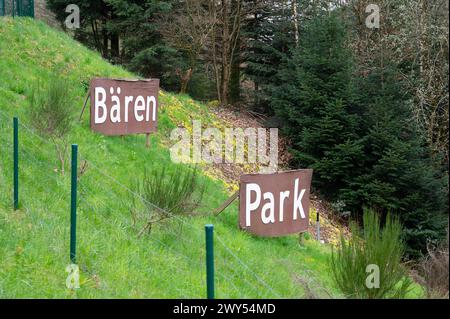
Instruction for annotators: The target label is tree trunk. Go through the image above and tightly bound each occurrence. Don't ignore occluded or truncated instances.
[229,19,240,105]
[91,20,101,54]
[110,11,120,60]
[254,82,259,109]
[221,69,230,106]
[110,33,119,59]
[102,19,109,58]
[292,0,299,47]
[179,68,193,94]
[221,0,230,106]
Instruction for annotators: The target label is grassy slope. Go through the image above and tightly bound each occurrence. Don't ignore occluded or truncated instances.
[0,18,421,299]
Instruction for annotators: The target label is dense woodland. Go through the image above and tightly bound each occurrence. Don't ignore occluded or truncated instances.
[47,0,449,258]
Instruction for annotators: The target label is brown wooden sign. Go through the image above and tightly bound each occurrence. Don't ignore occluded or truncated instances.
[239,169,313,237]
[89,78,159,136]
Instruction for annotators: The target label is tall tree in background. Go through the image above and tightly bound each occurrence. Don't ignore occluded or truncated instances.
[348,0,449,168]
[242,0,295,114]
[347,64,448,258]
[105,0,174,79]
[242,0,342,114]
[346,1,448,256]
[405,0,449,168]
[48,0,177,86]
[229,0,242,105]
[207,0,248,105]
[157,0,217,94]
[47,0,118,59]
[291,0,299,47]
[271,12,362,197]
[272,10,448,257]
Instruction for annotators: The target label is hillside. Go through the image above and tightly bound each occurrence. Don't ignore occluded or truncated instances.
[0,18,422,298]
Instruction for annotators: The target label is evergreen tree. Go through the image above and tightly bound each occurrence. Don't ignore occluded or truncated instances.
[242,0,340,114]
[343,66,448,258]
[271,13,363,198]
[102,0,176,81]
[272,12,448,257]
[48,0,179,88]
[243,0,295,114]
[47,0,114,58]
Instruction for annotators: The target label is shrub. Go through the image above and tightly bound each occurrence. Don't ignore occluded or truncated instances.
[295,272,334,299]
[131,165,206,236]
[417,229,449,298]
[28,75,74,174]
[330,209,412,299]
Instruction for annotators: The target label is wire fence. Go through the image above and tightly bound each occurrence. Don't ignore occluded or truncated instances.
[0,109,282,298]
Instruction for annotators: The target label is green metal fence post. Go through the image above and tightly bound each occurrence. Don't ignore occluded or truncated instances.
[13,117,19,210]
[205,224,215,299]
[70,144,78,264]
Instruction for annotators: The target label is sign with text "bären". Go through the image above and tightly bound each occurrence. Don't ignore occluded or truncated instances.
[239,169,313,237]
[90,78,159,136]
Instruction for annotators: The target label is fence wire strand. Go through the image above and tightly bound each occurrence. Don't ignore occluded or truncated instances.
[216,233,282,298]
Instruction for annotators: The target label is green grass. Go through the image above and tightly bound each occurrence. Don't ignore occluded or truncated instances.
[0,17,423,299]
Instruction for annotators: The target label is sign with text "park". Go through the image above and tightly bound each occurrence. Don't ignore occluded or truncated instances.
[239,169,313,237]
[90,78,159,136]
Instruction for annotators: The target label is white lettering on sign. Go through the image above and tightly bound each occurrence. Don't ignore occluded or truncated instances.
[246,183,261,227]
[245,179,307,227]
[93,86,157,124]
[261,192,275,225]
[279,190,290,222]
[293,178,306,220]
[110,87,121,123]
[134,96,146,122]
[94,87,107,124]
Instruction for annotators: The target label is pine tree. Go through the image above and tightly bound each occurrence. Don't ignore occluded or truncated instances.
[271,11,447,257]
[47,0,113,57]
[48,0,177,84]
[242,0,295,114]
[343,66,448,258]
[271,12,363,198]
[104,0,175,78]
